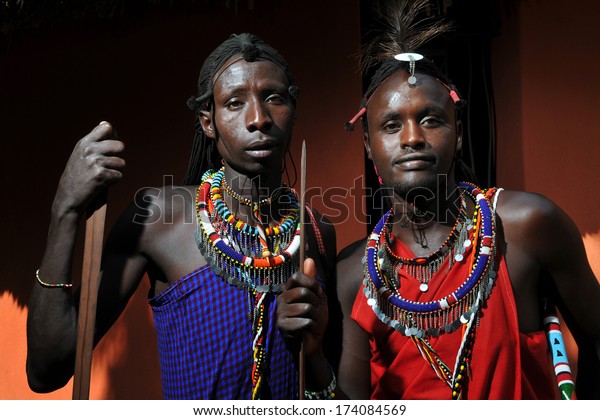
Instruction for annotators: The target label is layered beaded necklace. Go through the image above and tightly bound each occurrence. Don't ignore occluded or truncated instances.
[363,182,498,399]
[195,167,301,399]
[383,193,470,293]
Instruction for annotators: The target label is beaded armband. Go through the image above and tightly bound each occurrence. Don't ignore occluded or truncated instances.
[303,364,337,400]
[35,269,73,288]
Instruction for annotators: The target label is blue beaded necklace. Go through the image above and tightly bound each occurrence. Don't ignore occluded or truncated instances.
[195,169,301,293]
[363,182,498,399]
[363,182,497,335]
[195,168,302,399]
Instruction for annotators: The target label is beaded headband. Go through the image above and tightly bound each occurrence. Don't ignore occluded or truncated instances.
[345,0,461,131]
[396,52,461,101]
[344,57,462,132]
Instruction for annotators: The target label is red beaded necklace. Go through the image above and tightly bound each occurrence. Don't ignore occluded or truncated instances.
[383,193,471,293]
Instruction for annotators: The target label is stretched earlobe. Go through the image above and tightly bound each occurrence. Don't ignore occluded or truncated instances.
[199,110,216,139]
[363,133,373,160]
[456,121,463,154]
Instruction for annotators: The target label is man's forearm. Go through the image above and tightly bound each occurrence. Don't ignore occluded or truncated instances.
[26,208,82,392]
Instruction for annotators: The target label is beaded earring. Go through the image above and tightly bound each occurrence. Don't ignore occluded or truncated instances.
[373,163,383,185]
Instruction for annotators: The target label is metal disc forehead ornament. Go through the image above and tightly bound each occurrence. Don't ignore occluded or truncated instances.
[394,52,424,86]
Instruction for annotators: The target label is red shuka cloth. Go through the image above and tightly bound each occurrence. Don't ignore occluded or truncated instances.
[352,235,558,399]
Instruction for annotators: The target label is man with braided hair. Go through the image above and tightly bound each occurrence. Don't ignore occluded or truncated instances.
[26,33,337,399]
[277,1,600,400]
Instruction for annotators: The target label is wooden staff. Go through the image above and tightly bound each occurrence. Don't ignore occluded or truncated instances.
[298,140,307,399]
[72,192,107,400]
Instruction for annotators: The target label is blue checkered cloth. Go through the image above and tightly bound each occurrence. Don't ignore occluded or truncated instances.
[149,264,298,399]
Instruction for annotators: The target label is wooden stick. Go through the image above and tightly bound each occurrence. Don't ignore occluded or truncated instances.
[298,140,307,399]
[72,192,107,400]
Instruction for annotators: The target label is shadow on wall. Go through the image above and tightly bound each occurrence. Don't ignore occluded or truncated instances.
[0,0,363,399]
[0,4,255,399]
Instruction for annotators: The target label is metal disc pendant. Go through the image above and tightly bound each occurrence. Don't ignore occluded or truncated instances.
[408,75,417,85]
[419,283,429,292]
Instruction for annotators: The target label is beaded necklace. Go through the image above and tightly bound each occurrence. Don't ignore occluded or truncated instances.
[363,182,498,399]
[198,169,301,292]
[222,174,284,208]
[221,174,284,257]
[383,193,469,293]
[210,169,299,260]
[195,168,301,399]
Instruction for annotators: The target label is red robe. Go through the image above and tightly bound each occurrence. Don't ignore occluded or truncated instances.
[352,237,558,399]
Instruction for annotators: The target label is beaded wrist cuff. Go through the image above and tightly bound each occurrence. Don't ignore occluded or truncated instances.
[35,269,72,288]
[304,364,337,400]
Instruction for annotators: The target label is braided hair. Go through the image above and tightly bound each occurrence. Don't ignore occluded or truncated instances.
[183,33,299,185]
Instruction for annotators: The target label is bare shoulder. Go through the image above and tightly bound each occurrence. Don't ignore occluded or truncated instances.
[112,184,202,283]
[308,208,336,254]
[494,189,562,227]
[103,184,197,255]
[495,189,579,233]
[131,184,197,228]
[338,237,366,266]
[304,208,337,287]
[135,183,198,241]
[336,237,367,313]
[494,189,583,267]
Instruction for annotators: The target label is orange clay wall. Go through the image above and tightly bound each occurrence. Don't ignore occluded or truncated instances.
[1,0,599,399]
[492,0,600,373]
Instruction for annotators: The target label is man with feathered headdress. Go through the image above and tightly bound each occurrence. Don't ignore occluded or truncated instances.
[278,0,600,400]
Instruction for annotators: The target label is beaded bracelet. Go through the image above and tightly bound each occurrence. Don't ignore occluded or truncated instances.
[35,269,73,288]
[304,364,337,400]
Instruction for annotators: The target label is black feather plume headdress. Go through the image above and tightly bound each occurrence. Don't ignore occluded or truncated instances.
[359,0,452,73]
[345,0,464,132]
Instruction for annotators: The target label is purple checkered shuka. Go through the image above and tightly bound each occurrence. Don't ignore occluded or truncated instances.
[149,264,298,399]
